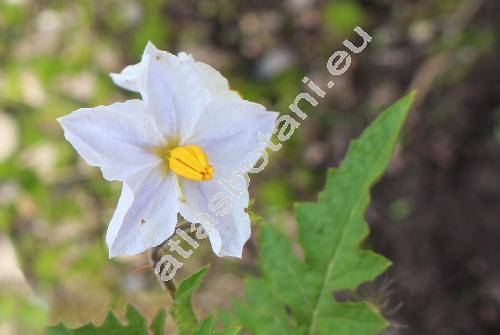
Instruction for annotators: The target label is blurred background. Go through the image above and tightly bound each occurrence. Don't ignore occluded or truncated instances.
[0,0,498,334]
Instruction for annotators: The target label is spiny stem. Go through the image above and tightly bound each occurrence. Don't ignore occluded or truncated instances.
[150,241,177,298]
[176,221,191,231]
[163,276,177,297]
[149,216,192,297]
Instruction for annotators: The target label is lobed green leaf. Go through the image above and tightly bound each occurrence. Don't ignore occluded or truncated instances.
[46,304,156,335]
[226,92,415,335]
[172,265,210,335]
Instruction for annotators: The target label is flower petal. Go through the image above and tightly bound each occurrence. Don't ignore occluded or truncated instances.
[179,168,251,258]
[185,96,279,173]
[105,183,134,250]
[177,52,239,98]
[58,100,162,182]
[111,44,237,98]
[109,42,157,93]
[108,166,180,257]
[109,61,146,93]
[143,45,213,142]
[112,42,212,142]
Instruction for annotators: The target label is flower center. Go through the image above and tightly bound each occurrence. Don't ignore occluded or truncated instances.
[168,145,213,181]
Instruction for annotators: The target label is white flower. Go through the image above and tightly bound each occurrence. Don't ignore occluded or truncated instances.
[58,42,278,258]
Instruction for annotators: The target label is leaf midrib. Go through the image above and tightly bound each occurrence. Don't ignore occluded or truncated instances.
[305,141,390,335]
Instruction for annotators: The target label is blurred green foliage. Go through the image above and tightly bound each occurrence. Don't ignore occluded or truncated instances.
[48,266,241,335]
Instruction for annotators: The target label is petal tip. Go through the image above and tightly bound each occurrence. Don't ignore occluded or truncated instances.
[109,72,119,81]
[55,115,65,125]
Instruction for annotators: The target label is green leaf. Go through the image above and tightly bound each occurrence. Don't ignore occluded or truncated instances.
[150,309,166,335]
[46,305,165,335]
[172,265,210,335]
[46,305,147,335]
[232,278,296,334]
[195,313,216,335]
[226,93,415,335]
[173,265,241,334]
[215,327,241,335]
[46,265,239,335]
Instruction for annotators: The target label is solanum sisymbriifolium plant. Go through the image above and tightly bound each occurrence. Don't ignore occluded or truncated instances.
[54,41,415,335]
[58,42,278,259]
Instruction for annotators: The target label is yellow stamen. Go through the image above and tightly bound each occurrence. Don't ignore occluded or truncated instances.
[168,145,213,182]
